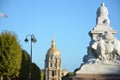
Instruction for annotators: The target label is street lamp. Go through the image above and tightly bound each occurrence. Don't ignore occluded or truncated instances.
[24,34,37,79]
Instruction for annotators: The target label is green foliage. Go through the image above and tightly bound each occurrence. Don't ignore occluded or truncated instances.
[19,50,45,80]
[31,63,42,80]
[41,70,45,80]
[0,31,22,79]
[19,50,31,80]
[66,72,75,76]
[62,72,75,80]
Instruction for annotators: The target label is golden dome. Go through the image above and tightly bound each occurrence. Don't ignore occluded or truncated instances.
[47,38,60,57]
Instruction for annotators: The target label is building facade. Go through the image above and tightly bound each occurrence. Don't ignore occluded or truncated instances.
[45,39,62,80]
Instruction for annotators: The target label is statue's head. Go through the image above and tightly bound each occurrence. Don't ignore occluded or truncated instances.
[101,3,105,7]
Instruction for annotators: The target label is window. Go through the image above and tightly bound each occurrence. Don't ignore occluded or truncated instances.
[52,71,55,77]
[55,63,57,67]
[52,71,56,77]
[51,56,53,59]
[50,63,52,67]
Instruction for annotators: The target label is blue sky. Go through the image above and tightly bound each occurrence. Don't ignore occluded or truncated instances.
[0,0,120,72]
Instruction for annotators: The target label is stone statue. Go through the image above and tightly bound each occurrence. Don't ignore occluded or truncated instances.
[96,3,110,25]
[84,31,120,64]
[97,3,108,17]
[75,3,120,75]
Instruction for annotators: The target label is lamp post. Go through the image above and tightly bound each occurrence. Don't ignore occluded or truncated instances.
[24,34,37,79]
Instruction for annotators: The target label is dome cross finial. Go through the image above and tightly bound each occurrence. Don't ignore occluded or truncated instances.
[51,37,56,49]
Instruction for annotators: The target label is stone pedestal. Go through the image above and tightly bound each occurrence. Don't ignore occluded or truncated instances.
[71,64,120,80]
[67,74,120,80]
[76,64,120,74]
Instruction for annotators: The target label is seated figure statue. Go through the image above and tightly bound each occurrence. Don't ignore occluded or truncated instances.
[97,3,108,17]
[96,3,110,25]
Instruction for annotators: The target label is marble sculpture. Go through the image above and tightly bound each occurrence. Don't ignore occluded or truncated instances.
[76,3,120,74]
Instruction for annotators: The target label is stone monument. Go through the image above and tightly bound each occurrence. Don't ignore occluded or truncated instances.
[72,3,120,80]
